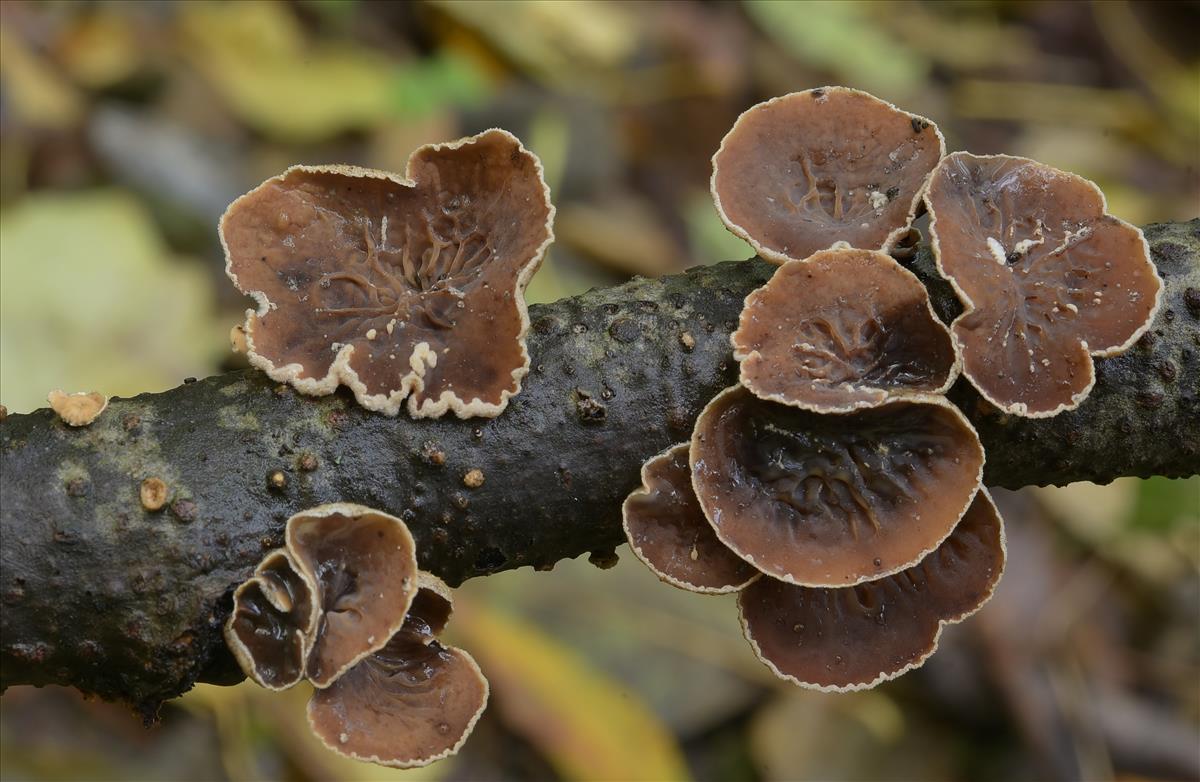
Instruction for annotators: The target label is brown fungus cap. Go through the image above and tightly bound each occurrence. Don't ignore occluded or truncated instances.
[732,247,959,412]
[690,386,984,587]
[307,571,489,768]
[711,87,944,264]
[220,129,555,418]
[926,152,1163,417]
[47,389,108,427]
[623,443,760,594]
[285,503,419,688]
[224,549,320,691]
[410,570,454,637]
[738,489,1005,692]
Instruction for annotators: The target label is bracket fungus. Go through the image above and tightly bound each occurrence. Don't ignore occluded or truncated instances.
[47,389,108,427]
[732,247,959,412]
[225,549,320,691]
[307,572,489,768]
[220,128,555,418]
[738,489,1006,692]
[225,506,487,768]
[711,87,944,264]
[285,503,420,687]
[926,151,1163,417]
[690,386,984,587]
[623,443,760,594]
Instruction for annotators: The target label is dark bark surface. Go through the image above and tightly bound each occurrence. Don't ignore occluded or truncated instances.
[2,219,1197,717]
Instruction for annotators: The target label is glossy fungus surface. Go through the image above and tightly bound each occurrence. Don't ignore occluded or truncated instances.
[739,489,1005,691]
[623,444,760,593]
[712,87,944,264]
[221,128,555,418]
[286,504,419,687]
[307,573,488,768]
[690,387,984,587]
[733,247,958,412]
[224,550,319,690]
[926,152,1162,416]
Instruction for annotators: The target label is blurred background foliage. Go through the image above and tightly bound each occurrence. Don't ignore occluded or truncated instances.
[0,1,1197,781]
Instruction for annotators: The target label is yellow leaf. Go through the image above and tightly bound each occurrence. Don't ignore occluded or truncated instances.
[0,191,219,413]
[454,600,692,782]
[182,682,453,781]
[0,27,83,128]
[429,0,637,90]
[179,2,393,142]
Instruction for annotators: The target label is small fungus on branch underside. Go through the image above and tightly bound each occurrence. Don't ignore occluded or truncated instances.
[284,504,419,687]
[225,549,319,691]
[307,572,488,768]
[227,505,487,768]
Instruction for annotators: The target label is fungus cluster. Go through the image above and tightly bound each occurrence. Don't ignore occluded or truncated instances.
[220,129,555,419]
[712,86,1160,417]
[225,504,488,768]
[623,85,1159,690]
[625,243,995,689]
[199,96,1162,761]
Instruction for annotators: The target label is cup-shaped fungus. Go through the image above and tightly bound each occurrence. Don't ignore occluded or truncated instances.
[926,152,1163,417]
[711,87,944,264]
[690,386,984,587]
[47,389,108,427]
[732,247,959,412]
[738,489,1005,691]
[307,572,489,768]
[225,549,320,690]
[623,443,760,593]
[220,129,555,418]
[285,504,420,687]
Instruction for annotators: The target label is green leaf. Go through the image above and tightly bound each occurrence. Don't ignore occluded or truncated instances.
[743,0,927,99]
[390,53,488,120]
[1130,476,1200,532]
[685,189,757,264]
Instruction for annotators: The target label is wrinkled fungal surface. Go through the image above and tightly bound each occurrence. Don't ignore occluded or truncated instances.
[221,129,555,418]
[733,247,958,412]
[623,443,760,593]
[738,489,1005,692]
[224,550,318,690]
[690,387,984,587]
[711,87,944,264]
[285,504,419,687]
[927,152,1163,417]
[307,574,488,768]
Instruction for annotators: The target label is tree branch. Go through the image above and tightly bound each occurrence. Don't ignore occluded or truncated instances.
[2,219,1197,717]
